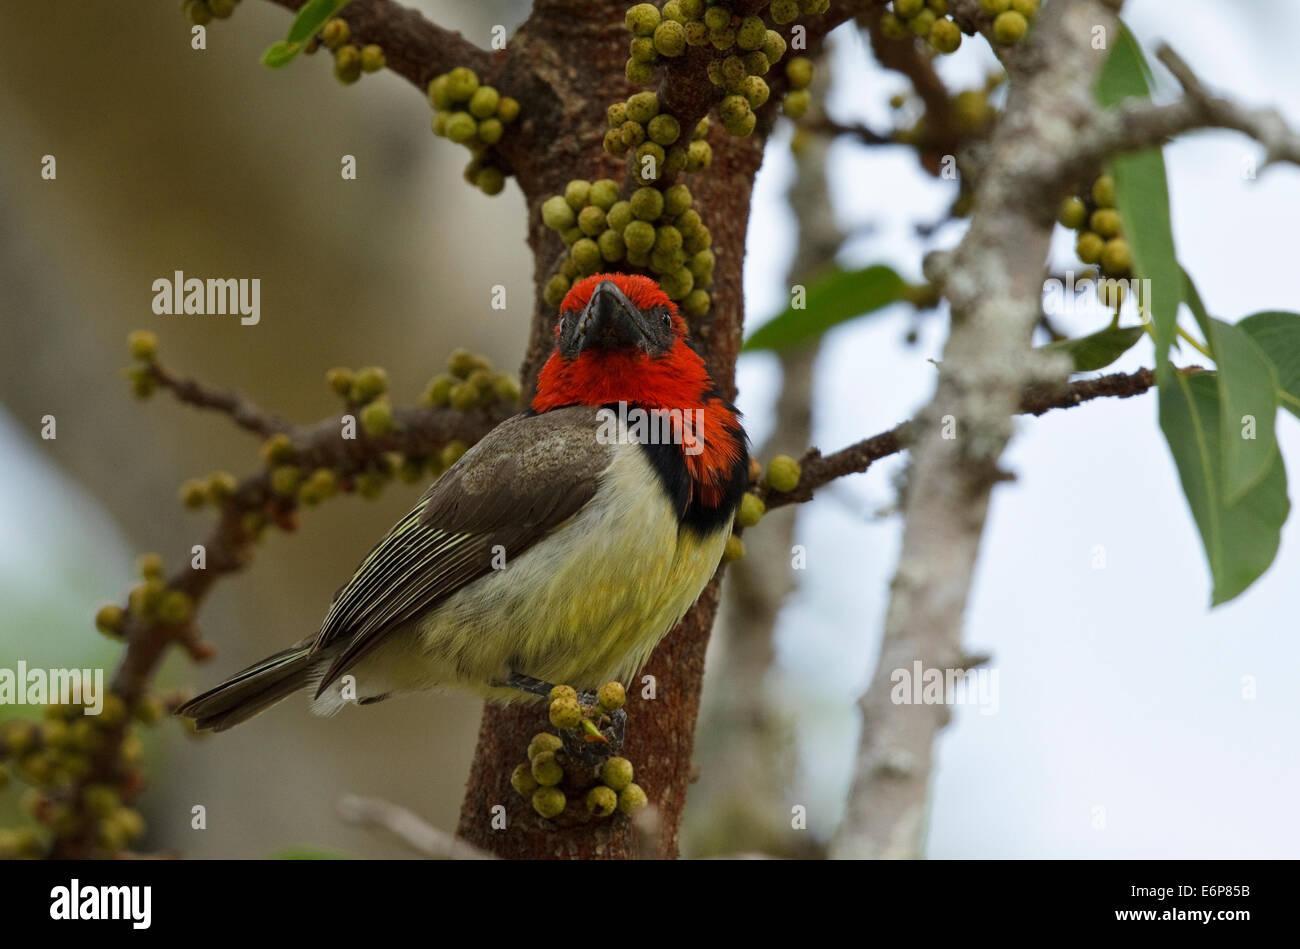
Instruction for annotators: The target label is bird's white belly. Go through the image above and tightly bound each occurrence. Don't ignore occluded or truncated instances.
[320,442,728,708]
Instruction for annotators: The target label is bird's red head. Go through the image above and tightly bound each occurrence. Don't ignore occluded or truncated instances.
[533,273,705,413]
[533,273,747,513]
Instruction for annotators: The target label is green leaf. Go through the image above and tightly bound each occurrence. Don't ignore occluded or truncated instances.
[1238,311,1300,419]
[1179,269,1280,501]
[1041,325,1145,372]
[742,265,904,352]
[1096,24,1180,372]
[260,39,303,69]
[1158,369,1289,605]
[1205,319,1279,503]
[287,0,352,45]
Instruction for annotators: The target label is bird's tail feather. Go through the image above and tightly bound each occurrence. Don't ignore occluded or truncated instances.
[176,645,316,732]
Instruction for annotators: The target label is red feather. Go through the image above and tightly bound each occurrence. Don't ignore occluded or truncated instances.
[533,273,744,509]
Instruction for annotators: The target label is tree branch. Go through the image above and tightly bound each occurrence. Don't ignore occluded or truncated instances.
[756,366,1159,510]
[262,0,494,91]
[1079,44,1300,170]
[828,0,1122,860]
[337,794,494,859]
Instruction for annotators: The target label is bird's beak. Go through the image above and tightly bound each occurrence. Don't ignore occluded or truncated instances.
[577,280,650,352]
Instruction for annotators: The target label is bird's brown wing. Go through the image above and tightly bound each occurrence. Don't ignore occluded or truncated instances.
[309,404,613,694]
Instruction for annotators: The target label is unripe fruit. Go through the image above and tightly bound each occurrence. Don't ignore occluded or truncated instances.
[1058,196,1087,230]
[763,29,788,64]
[321,18,350,50]
[477,118,504,147]
[428,74,453,110]
[597,229,626,262]
[896,0,925,16]
[720,95,754,136]
[571,238,602,275]
[607,200,634,232]
[770,0,799,25]
[624,220,656,254]
[184,1,211,26]
[578,205,607,236]
[783,89,811,119]
[468,85,499,120]
[527,731,563,761]
[1101,238,1132,275]
[531,750,565,786]
[709,27,736,51]
[686,139,712,171]
[334,46,362,85]
[654,225,683,255]
[764,454,802,492]
[979,0,1010,12]
[587,785,618,817]
[325,366,354,397]
[564,179,591,210]
[588,178,620,210]
[683,289,711,318]
[880,11,909,39]
[663,183,693,217]
[449,381,481,412]
[561,226,583,246]
[743,75,770,108]
[549,695,583,730]
[630,186,665,221]
[157,590,193,625]
[617,782,649,814]
[597,680,626,711]
[929,18,962,53]
[361,398,395,436]
[497,96,520,124]
[360,44,385,72]
[737,492,765,527]
[662,0,685,23]
[1090,208,1122,239]
[532,786,566,819]
[128,330,158,361]
[722,534,746,562]
[270,464,301,497]
[626,91,660,124]
[351,365,389,401]
[601,756,634,791]
[684,20,708,46]
[647,113,681,146]
[737,15,767,50]
[743,51,770,76]
[179,478,208,509]
[909,9,936,36]
[549,684,578,703]
[1075,230,1105,265]
[511,763,539,797]
[1092,174,1116,208]
[626,59,655,84]
[1011,0,1039,15]
[625,3,661,36]
[445,111,478,144]
[95,604,125,636]
[992,10,1028,44]
[653,20,687,56]
[620,120,647,149]
[541,194,576,231]
[444,66,479,102]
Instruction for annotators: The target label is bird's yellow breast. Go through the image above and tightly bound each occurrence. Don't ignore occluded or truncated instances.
[355,442,729,699]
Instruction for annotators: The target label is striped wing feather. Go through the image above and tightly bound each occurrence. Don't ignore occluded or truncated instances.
[311,406,612,693]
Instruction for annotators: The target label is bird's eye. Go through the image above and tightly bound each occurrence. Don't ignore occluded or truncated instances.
[558,315,568,334]
[661,312,672,329]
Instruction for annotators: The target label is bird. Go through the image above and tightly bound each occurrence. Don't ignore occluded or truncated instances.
[178,273,749,731]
